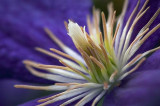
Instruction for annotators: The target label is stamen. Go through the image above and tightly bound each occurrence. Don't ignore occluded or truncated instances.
[117,0,140,59]
[87,15,92,35]
[107,3,114,25]
[109,70,118,82]
[128,24,160,59]
[23,60,86,80]
[77,47,92,69]
[36,47,62,60]
[23,60,40,67]
[126,28,149,53]
[136,0,149,17]
[110,11,116,40]
[44,28,66,49]
[93,7,100,33]
[99,44,109,63]
[68,83,102,91]
[121,6,150,56]
[123,28,149,63]
[120,58,146,80]
[103,82,108,90]
[90,54,109,81]
[99,32,104,45]
[122,54,142,72]
[14,85,67,91]
[124,46,160,72]
[75,89,101,106]
[37,64,69,70]
[60,92,89,106]
[101,12,108,43]
[50,48,88,70]
[90,56,105,69]
[38,87,91,104]
[140,8,160,32]
[23,60,69,70]
[77,47,92,71]
[112,23,120,46]
[140,24,160,44]
[92,90,106,106]
[86,34,101,51]
[25,65,84,83]
[45,27,85,64]
[60,60,91,81]
[55,83,79,86]
[38,91,66,103]
[36,47,86,73]
[38,88,90,106]
[64,21,68,32]
[115,0,128,53]
[78,47,102,83]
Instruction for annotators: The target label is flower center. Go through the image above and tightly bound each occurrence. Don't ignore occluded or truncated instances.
[15,0,160,106]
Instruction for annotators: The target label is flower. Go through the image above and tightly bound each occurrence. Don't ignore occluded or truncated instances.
[14,0,160,105]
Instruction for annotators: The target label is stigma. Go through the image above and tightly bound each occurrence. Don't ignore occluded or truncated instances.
[15,0,160,106]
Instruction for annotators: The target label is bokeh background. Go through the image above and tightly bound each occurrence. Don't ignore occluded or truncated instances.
[0,0,124,105]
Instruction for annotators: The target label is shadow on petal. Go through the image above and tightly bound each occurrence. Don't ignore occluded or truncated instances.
[103,70,160,106]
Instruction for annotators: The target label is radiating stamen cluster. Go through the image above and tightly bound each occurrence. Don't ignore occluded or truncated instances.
[15,0,160,106]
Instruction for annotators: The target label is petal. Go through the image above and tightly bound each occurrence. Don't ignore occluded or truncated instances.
[0,79,53,106]
[103,70,160,106]
[0,34,58,84]
[0,0,92,83]
[138,49,160,71]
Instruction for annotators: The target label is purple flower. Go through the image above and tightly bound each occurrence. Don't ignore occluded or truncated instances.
[1,0,160,106]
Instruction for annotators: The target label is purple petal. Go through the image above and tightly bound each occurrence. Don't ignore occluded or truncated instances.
[0,79,53,106]
[0,0,92,83]
[138,49,160,71]
[103,70,160,106]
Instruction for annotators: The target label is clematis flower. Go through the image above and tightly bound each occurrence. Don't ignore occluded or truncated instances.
[13,0,160,106]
